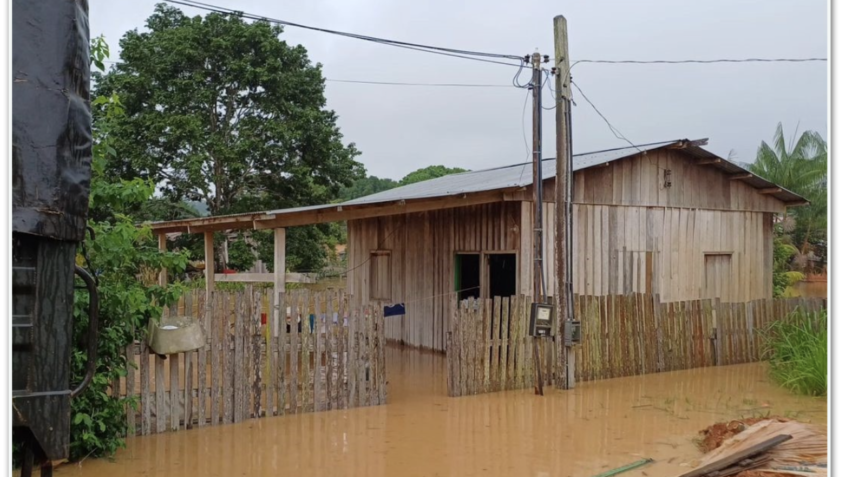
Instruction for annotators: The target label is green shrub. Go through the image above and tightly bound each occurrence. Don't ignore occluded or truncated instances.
[762,308,827,396]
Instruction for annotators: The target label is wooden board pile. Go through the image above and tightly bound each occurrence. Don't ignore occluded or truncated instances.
[680,418,826,477]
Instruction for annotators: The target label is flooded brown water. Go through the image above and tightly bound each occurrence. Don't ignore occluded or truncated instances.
[60,345,826,477]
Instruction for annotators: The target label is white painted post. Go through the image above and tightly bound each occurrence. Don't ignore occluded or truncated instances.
[274,228,286,336]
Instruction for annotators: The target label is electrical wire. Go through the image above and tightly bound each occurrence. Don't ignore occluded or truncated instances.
[166,0,524,66]
[105,60,515,87]
[326,78,513,87]
[512,59,532,88]
[573,57,826,66]
[571,80,642,152]
[562,57,827,82]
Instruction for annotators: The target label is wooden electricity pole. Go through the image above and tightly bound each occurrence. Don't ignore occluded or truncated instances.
[530,51,547,396]
[553,15,577,390]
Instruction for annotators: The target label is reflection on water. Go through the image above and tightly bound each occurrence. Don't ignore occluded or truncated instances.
[60,345,826,477]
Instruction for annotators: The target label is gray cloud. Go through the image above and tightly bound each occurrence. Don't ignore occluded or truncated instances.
[91,0,827,180]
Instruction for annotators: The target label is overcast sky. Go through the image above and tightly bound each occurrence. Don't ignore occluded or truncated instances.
[91,0,827,181]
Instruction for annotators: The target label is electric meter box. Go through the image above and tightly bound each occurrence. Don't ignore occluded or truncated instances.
[529,302,554,337]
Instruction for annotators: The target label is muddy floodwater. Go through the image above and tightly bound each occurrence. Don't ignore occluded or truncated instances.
[60,345,826,477]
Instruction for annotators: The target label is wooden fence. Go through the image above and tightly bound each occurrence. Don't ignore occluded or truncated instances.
[118,289,386,435]
[447,294,826,397]
[447,296,557,397]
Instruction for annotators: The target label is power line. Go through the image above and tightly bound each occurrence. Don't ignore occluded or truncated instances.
[165,0,524,66]
[326,78,512,88]
[571,80,642,152]
[573,57,826,66]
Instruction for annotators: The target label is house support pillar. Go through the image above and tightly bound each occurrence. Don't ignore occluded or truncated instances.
[274,228,286,335]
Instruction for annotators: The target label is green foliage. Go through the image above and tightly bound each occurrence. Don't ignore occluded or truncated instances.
[67,39,189,462]
[226,236,256,271]
[772,236,799,297]
[95,4,363,271]
[399,165,468,186]
[339,175,398,201]
[762,309,827,396]
[752,123,827,274]
[95,3,362,216]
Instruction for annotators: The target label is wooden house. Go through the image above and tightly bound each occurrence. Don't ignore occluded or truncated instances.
[149,139,806,352]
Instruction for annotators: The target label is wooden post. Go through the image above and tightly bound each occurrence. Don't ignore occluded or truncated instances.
[158,233,168,286]
[531,52,544,302]
[553,14,576,389]
[274,228,286,336]
[204,231,215,297]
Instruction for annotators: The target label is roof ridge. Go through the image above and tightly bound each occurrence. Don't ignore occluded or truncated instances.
[470,139,684,173]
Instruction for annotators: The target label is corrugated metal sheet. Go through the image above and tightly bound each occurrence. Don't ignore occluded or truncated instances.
[153,139,806,232]
[325,141,680,208]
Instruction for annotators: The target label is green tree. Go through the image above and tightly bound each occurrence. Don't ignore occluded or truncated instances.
[751,123,827,271]
[95,4,362,269]
[340,175,398,201]
[399,165,468,186]
[68,38,189,460]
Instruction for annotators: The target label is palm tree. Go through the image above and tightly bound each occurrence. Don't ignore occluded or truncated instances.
[751,122,827,198]
[751,122,827,267]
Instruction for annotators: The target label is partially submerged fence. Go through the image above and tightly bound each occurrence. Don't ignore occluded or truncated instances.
[447,296,556,397]
[448,294,825,397]
[117,289,386,435]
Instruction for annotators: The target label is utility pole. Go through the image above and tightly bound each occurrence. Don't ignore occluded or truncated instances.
[553,15,576,390]
[530,51,546,395]
[531,52,545,304]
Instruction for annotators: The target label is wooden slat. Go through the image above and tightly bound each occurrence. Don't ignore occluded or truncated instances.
[155,354,166,433]
[210,293,221,425]
[223,293,234,423]
[140,342,151,435]
[126,345,136,435]
[499,296,509,390]
[197,292,207,428]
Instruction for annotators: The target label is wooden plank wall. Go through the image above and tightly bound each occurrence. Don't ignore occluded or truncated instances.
[544,204,774,303]
[571,149,785,213]
[347,149,787,351]
[347,202,522,352]
[446,294,825,396]
[119,289,386,436]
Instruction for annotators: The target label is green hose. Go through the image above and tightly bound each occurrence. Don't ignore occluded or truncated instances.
[591,458,655,477]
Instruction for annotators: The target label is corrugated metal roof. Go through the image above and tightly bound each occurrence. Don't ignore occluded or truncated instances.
[294,141,680,209]
[322,139,805,208]
[152,138,807,233]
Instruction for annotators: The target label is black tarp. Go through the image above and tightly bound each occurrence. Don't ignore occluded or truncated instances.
[13,0,92,242]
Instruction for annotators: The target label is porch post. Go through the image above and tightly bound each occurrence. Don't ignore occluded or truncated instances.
[204,231,215,297]
[274,228,286,334]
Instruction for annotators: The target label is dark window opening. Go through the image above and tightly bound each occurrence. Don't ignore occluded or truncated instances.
[487,254,517,298]
[455,254,480,301]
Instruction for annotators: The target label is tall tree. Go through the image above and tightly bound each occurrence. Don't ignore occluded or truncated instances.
[95,4,363,217]
[751,122,827,270]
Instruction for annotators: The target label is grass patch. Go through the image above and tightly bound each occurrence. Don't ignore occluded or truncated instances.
[762,308,827,396]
